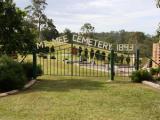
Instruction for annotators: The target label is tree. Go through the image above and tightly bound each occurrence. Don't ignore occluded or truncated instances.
[107,53,118,63]
[78,46,82,56]
[156,0,160,7]
[108,53,111,63]
[155,0,160,42]
[25,0,48,40]
[90,48,95,59]
[119,54,124,64]
[81,23,95,38]
[94,31,154,57]
[131,32,145,46]
[156,24,160,38]
[126,56,130,65]
[63,28,72,43]
[95,50,100,60]
[84,48,88,58]
[101,51,106,61]
[41,19,59,41]
[157,24,160,37]
[0,0,36,54]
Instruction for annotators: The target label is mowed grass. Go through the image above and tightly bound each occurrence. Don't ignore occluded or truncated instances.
[0,76,160,120]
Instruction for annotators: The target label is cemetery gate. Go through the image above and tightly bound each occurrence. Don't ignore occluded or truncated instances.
[33,41,139,80]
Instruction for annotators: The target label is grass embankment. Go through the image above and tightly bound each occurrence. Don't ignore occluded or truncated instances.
[0,76,160,120]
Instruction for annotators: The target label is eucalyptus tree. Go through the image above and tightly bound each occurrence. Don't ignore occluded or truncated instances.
[156,0,160,7]
[25,0,48,41]
[80,23,95,38]
[41,19,59,41]
[63,28,72,43]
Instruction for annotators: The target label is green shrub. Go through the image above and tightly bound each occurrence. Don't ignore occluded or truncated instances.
[0,56,27,91]
[150,67,160,75]
[22,62,42,80]
[154,76,160,81]
[150,68,157,75]
[37,65,43,76]
[22,63,33,80]
[131,70,153,83]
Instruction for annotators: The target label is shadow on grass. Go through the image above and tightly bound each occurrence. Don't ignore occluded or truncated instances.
[107,80,132,85]
[27,78,106,92]
[20,76,133,94]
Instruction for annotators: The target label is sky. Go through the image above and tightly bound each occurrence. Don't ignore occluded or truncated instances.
[14,0,160,35]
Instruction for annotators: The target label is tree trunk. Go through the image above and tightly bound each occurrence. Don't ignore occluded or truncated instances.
[38,17,41,41]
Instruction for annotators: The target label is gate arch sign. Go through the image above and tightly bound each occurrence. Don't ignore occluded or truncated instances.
[36,34,135,52]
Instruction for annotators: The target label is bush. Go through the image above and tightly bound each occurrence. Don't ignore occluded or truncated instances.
[154,76,160,81]
[150,68,157,75]
[0,56,27,91]
[150,67,160,76]
[131,70,153,83]
[22,62,42,80]
[37,65,43,76]
[150,67,160,82]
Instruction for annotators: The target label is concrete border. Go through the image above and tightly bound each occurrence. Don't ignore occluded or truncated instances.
[142,81,160,90]
[0,80,36,98]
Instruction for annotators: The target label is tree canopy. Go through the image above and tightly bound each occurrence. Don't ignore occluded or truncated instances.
[156,0,160,7]
[156,0,160,38]
[41,19,59,41]
[63,28,73,43]
[25,0,58,41]
[25,0,48,40]
[94,30,154,57]
[81,23,95,38]
[0,0,36,54]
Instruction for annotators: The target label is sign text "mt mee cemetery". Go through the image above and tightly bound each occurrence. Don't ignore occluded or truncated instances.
[55,34,135,52]
[38,34,135,52]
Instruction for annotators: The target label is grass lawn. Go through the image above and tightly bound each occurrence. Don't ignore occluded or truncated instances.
[0,76,160,120]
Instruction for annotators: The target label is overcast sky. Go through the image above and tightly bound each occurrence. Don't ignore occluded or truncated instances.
[14,0,160,35]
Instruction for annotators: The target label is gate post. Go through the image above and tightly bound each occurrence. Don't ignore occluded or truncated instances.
[71,37,73,76]
[110,49,115,81]
[136,49,140,71]
[33,48,37,79]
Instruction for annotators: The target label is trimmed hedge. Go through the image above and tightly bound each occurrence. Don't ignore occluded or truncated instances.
[22,62,42,80]
[0,56,27,91]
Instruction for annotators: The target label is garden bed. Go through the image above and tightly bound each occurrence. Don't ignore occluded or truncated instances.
[142,81,160,90]
[0,80,36,97]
